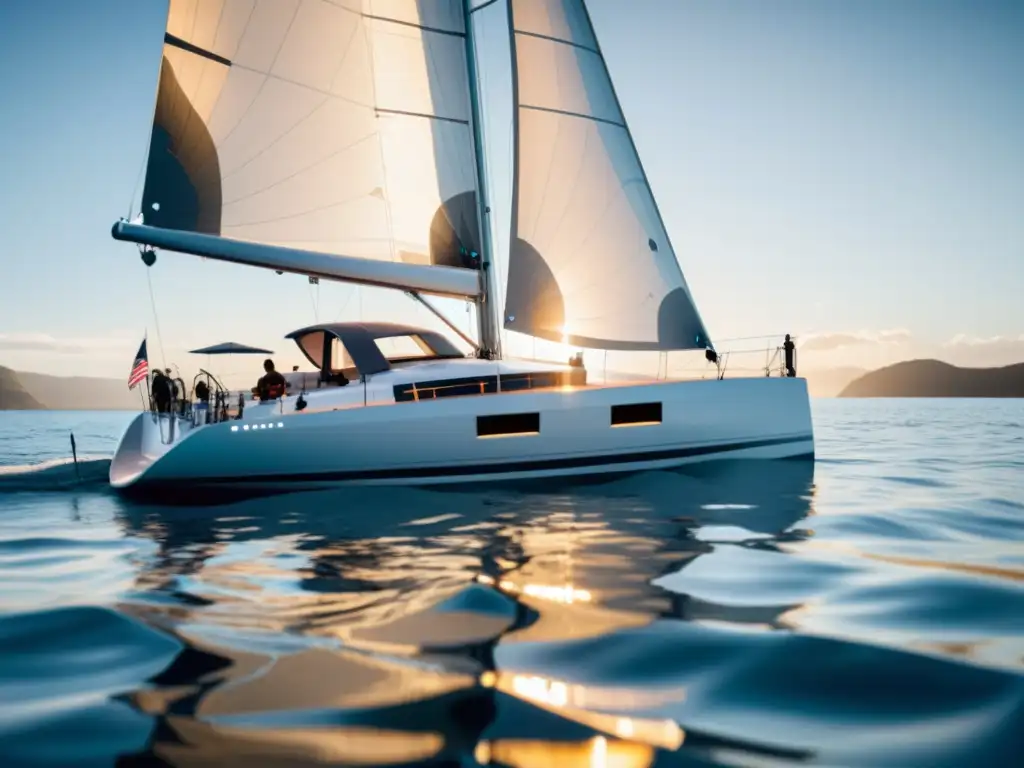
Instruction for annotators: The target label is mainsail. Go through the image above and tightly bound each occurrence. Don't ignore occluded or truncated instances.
[125,0,485,298]
[504,0,712,351]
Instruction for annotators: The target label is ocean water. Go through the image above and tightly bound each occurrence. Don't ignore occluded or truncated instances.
[0,400,1022,767]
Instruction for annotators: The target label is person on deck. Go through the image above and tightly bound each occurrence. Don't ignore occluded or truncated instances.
[257,358,287,401]
[783,334,796,378]
[194,380,210,404]
[151,370,172,413]
[165,369,178,401]
[193,380,210,424]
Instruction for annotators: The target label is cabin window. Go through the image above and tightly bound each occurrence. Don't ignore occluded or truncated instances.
[477,412,540,438]
[297,331,326,369]
[610,402,662,427]
[329,336,355,372]
[374,334,434,361]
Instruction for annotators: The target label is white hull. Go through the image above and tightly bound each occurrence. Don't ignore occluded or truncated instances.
[110,366,814,502]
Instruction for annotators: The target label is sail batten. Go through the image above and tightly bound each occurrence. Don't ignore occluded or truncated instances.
[374,107,469,125]
[133,0,485,287]
[504,0,712,352]
[515,28,597,54]
[164,32,233,66]
[519,103,624,128]
[360,14,466,37]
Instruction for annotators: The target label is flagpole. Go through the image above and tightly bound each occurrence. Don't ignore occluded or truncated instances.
[144,330,152,411]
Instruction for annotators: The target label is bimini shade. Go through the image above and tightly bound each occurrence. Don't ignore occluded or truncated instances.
[189,342,274,355]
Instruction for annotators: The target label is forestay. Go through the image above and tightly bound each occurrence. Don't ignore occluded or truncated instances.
[140,0,482,273]
[504,0,712,351]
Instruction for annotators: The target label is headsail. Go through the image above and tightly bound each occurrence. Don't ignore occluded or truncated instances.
[132,0,483,289]
[504,0,712,351]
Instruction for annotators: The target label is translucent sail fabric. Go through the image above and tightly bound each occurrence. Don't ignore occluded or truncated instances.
[141,0,481,271]
[504,0,712,351]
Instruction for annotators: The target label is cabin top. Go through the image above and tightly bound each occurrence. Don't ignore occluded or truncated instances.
[285,322,465,376]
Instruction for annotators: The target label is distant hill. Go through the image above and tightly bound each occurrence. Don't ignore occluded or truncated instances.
[14,370,138,410]
[840,359,1024,398]
[0,367,44,410]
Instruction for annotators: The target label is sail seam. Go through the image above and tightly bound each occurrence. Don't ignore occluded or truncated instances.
[514,29,598,55]
[230,66,375,109]
[362,13,466,38]
[172,0,229,165]
[362,15,397,265]
[221,132,377,206]
[196,5,303,175]
[221,190,373,229]
[219,21,367,187]
[520,103,625,128]
[164,33,232,67]
[174,3,258,170]
[375,107,469,125]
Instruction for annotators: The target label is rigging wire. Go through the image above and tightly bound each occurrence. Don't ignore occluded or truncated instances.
[128,158,146,221]
[335,284,356,321]
[145,269,167,370]
[364,17,391,327]
[308,280,320,322]
[714,333,795,344]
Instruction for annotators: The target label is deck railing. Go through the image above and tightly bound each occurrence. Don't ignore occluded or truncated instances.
[584,334,799,385]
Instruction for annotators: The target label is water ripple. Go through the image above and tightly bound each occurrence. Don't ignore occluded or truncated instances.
[0,401,1022,766]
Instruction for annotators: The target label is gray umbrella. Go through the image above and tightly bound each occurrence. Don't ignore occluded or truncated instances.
[188,342,274,355]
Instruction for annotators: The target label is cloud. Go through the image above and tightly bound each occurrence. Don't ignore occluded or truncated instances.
[0,332,136,355]
[944,333,1024,347]
[940,333,1024,367]
[798,328,912,352]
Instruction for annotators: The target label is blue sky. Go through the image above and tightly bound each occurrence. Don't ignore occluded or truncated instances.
[0,0,1021,380]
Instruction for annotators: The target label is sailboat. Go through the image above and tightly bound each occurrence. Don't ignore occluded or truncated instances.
[109,0,814,500]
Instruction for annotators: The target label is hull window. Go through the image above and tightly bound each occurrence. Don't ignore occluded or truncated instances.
[611,402,662,427]
[477,412,540,438]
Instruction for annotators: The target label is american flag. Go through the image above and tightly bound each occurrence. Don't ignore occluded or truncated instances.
[128,338,149,390]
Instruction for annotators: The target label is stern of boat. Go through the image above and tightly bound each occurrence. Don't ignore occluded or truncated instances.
[109,412,198,489]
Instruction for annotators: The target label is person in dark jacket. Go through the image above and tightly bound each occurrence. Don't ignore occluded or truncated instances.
[257,359,287,400]
[783,334,796,377]
[165,369,179,401]
[194,380,210,403]
[151,370,172,413]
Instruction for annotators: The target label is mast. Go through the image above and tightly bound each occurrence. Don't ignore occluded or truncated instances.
[464,0,502,360]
